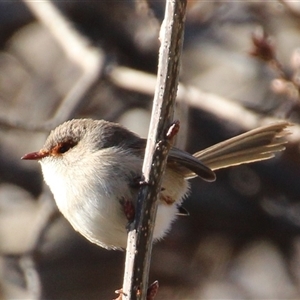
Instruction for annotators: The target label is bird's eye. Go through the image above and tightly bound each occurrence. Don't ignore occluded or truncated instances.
[57,142,74,154]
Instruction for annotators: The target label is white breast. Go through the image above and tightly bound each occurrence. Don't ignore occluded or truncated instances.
[40,148,190,249]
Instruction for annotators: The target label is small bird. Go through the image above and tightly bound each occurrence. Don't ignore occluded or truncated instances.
[22,119,290,250]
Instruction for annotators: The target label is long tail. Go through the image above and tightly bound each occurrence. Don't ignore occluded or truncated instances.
[192,121,291,172]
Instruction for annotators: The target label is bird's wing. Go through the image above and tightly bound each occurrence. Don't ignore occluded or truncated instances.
[128,137,216,182]
[168,147,216,182]
[127,121,290,182]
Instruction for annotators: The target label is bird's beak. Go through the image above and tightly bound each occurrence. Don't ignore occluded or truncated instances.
[21,150,49,160]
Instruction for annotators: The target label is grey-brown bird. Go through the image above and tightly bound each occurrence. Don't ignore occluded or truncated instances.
[22,119,290,250]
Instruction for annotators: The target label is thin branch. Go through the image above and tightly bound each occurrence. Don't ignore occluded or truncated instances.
[250,28,300,103]
[18,0,104,131]
[109,66,299,142]
[122,1,187,299]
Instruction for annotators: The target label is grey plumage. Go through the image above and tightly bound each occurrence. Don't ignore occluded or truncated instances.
[22,119,291,249]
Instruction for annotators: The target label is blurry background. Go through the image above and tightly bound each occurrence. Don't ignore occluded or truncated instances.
[0,1,300,299]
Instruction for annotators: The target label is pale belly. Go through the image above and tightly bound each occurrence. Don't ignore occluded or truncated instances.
[42,155,189,249]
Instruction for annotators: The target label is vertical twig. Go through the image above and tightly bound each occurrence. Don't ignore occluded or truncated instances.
[122,1,187,299]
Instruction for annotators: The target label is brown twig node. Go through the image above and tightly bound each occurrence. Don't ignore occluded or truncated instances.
[250,28,286,80]
[166,120,180,141]
[250,28,300,105]
[250,29,275,62]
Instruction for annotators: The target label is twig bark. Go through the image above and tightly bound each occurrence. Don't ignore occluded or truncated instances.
[122,1,187,299]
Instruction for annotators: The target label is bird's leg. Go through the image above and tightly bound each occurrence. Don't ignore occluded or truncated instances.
[129,175,149,188]
[120,197,135,224]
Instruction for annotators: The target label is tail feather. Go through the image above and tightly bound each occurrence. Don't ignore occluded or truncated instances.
[192,121,290,172]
